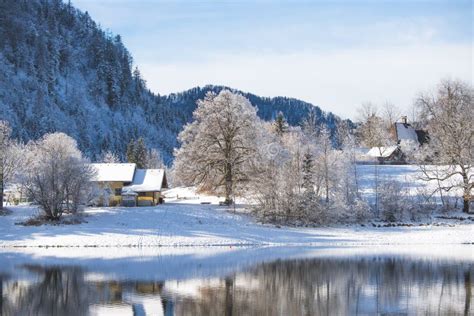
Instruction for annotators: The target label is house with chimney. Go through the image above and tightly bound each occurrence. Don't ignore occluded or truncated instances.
[364,116,429,164]
[393,116,428,148]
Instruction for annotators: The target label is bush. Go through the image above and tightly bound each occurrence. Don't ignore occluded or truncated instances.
[378,180,410,222]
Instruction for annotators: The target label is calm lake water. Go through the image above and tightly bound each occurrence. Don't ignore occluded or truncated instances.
[0,247,472,316]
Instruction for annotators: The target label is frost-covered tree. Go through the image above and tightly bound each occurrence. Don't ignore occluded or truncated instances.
[22,133,95,219]
[378,180,410,222]
[252,120,372,225]
[99,150,120,163]
[146,148,165,169]
[381,101,401,130]
[174,90,261,204]
[416,79,474,213]
[301,109,319,140]
[356,104,392,153]
[0,121,24,210]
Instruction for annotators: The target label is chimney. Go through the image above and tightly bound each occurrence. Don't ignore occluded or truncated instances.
[401,116,407,124]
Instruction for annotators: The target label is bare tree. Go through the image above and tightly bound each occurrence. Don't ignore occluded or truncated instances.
[23,133,95,219]
[146,148,165,169]
[174,90,261,204]
[0,121,24,210]
[99,150,120,163]
[381,101,401,129]
[417,79,474,213]
[356,103,392,153]
[356,104,393,214]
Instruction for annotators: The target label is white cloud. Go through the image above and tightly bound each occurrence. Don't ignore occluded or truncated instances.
[140,43,472,119]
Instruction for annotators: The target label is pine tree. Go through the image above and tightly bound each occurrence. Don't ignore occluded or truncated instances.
[302,150,314,192]
[273,112,288,137]
[301,149,317,214]
[134,137,147,169]
[126,139,135,164]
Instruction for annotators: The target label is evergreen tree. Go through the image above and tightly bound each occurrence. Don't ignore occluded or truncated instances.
[302,150,314,193]
[0,1,348,164]
[273,112,288,136]
[126,138,147,168]
[301,149,317,212]
[126,139,135,164]
[134,137,147,169]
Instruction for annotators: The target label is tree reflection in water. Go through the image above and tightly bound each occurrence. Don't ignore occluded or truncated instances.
[0,256,472,316]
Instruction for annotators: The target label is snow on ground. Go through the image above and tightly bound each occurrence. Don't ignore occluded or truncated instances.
[0,202,472,248]
[0,165,472,248]
[356,164,467,201]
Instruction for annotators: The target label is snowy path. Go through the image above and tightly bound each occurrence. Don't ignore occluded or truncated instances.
[0,203,473,248]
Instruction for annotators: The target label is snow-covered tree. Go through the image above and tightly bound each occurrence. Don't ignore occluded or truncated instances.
[356,105,392,153]
[99,150,120,163]
[301,109,319,140]
[174,90,261,204]
[22,133,95,219]
[381,101,401,131]
[0,121,24,210]
[126,138,147,168]
[416,79,474,213]
[309,127,338,205]
[378,180,410,222]
[146,148,165,169]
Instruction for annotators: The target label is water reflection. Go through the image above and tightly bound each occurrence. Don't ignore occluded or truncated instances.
[1,256,472,315]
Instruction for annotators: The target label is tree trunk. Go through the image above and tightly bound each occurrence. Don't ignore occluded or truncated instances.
[462,171,471,213]
[463,198,470,214]
[0,169,3,210]
[225,162,233,205]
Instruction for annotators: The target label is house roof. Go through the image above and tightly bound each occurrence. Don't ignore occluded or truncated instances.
[366,146,398,158]
[122,169,168,193]
[90,163,136,182]
[395,122,419,145]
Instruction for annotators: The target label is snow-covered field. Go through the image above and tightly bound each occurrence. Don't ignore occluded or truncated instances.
[0,165,472,248]
[0,202,472,248]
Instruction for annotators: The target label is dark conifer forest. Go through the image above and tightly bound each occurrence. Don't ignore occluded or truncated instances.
[0,0,350,163]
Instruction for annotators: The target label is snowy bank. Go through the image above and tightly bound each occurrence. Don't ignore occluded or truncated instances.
[0,203,472,248]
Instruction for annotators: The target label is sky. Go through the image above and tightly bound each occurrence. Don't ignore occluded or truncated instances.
[72,0,472,119]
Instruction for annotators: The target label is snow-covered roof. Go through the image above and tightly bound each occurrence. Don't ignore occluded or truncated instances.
[123,169,167,193]
[90,163,136,182]
[366,146,398,158]
[395,122,419,144]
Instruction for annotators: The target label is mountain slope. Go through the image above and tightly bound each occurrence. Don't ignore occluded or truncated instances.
[0,0,350,164]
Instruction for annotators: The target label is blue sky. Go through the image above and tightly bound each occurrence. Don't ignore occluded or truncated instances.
[73,0,472,119]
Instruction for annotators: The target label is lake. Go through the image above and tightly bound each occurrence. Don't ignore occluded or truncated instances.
[0,246,472,315]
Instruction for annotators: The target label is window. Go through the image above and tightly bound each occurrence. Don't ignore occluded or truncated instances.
[115,188,122,196]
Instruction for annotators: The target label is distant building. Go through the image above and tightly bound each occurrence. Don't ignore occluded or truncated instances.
[365,146,404,164]
[89,163,168,207]
[359,117,428,165]
[393,116,429,147]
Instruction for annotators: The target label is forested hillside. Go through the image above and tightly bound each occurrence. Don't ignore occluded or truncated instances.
[0,0,350,164]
